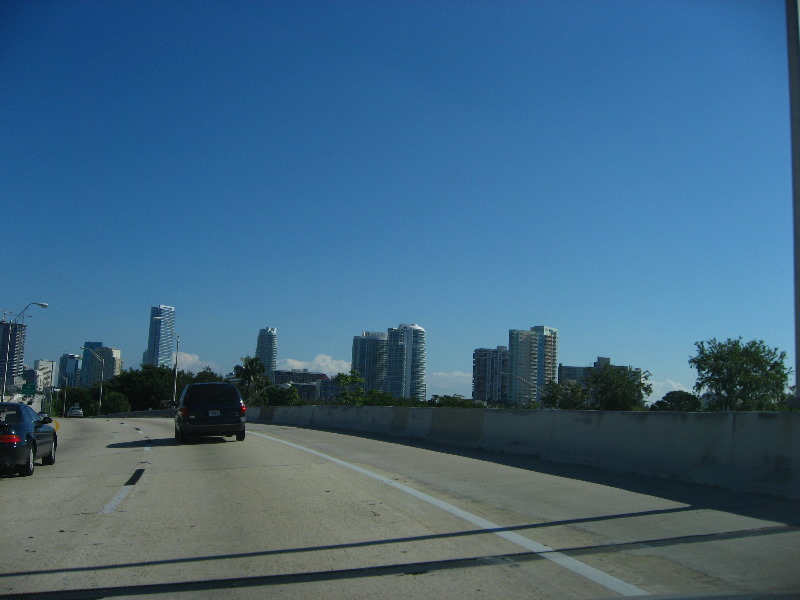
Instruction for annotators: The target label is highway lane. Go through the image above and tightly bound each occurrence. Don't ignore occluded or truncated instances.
[0,416,797,599]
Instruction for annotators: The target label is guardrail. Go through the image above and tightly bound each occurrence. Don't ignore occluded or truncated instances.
[249,405,800,501]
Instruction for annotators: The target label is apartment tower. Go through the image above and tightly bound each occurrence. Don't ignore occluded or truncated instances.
[255,327,278,376]
[385,324,426,401]
[508,326,558,406]
[351,331,388,393]
[0,320,27,393]
[472,346,509,405]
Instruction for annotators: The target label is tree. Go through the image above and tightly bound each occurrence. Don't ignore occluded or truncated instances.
[584,363,652,411]
[102,391,131,414]
[362,389,397,406]
[194,366,223,383]
[649,390,701,412]
[233,356,268,404]
[540,380,590,410]
[429,394,478,408]
[333,370,365,405]
[262,385,302,406]
[689,337,790,411]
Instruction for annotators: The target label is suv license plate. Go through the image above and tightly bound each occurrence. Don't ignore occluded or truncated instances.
[208,410,221,417]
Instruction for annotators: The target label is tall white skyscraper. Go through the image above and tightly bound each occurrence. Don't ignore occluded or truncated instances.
[385,324,426,401]
[143,305,176,368]
[255,327,277,375]
[352,331,388,393]
[508,326,558,406]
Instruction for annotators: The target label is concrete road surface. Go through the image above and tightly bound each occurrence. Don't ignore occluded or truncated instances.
[0,417,797,599]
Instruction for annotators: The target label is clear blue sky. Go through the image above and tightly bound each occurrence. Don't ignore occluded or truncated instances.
[1,0,793,400]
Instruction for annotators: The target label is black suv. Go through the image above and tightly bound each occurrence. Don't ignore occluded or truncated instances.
[174,382,246,443]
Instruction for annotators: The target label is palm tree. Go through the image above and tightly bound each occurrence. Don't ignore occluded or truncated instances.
[233,356,266,403]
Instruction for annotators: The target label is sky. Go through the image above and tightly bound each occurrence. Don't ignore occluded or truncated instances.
[1,0,794,401]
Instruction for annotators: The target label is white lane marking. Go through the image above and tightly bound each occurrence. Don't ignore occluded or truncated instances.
[101,486,133,514]
[252,431,649,597]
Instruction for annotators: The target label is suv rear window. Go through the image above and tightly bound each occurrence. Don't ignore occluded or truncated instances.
[183,384,240,406]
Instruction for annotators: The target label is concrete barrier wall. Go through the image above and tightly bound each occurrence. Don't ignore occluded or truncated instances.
[255,406,800,500]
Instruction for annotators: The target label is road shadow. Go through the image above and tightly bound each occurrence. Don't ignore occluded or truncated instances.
[107,436,234,449]
[268,424,800,528]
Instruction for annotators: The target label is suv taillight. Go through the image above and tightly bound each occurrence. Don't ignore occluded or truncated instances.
[239,403,246,416]
[0,434,22,443]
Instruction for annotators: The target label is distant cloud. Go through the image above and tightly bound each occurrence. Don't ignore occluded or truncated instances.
[278,354,351,376]
[176,352,221,374]
[428,371,472,398]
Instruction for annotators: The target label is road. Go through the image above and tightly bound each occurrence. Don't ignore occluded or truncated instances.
[1,416,798,599]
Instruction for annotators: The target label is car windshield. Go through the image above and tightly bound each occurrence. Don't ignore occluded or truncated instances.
[183,385,240,406]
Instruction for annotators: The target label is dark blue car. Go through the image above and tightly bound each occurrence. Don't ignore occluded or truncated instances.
[0,403,57,476]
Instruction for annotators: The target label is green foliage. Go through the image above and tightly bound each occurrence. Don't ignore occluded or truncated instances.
[104,364,188,410]
[262,385,302,406]
[362,389,399,406]
[233,356,269,404]
[428,394,479,408]
[74,365,224,414]
[540,380,590,410]
[333,370,366,405]
[56,387,92,416]
[584,363,652,411]
[689,337,790,411]
[649,390,701,412]
[194,366,223,383]
[102,391,131,414]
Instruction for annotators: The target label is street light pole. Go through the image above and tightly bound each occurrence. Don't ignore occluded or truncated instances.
[1,302,48,401]
[59,374,68,417]
[81,347,104,415]
[153,316,180,407]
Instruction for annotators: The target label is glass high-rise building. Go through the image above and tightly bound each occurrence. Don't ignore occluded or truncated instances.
[81,342,103,387]
[385,324,426,401]
[255,327,277,376]
[143,305,176,368]
[352,331,388,393]
[508,326,558,406]
[58,353,81,387]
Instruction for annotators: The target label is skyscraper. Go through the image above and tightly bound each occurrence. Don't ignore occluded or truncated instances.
[1,320,26,394]
[58,353,81,387]
[385,324,426,401]
[80,342,103,387]
[508,326,558,406]
[255,327,277,375]
[352,331,388,393]
[82,345,122,387]
[143,305,176,368]
[472,346,509,405]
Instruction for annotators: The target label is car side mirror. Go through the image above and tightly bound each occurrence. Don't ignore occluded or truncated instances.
[41,416,53,424]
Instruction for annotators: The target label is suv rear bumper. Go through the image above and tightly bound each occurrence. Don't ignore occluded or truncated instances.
[176,420,245,437]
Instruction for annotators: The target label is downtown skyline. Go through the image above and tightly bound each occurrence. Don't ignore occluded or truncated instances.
[2,1,794,401]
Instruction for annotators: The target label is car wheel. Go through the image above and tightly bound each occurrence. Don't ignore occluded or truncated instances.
[175,426,186,444]
[17,446,34,477]
[42,441,56,465]
[236,430,245,441]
